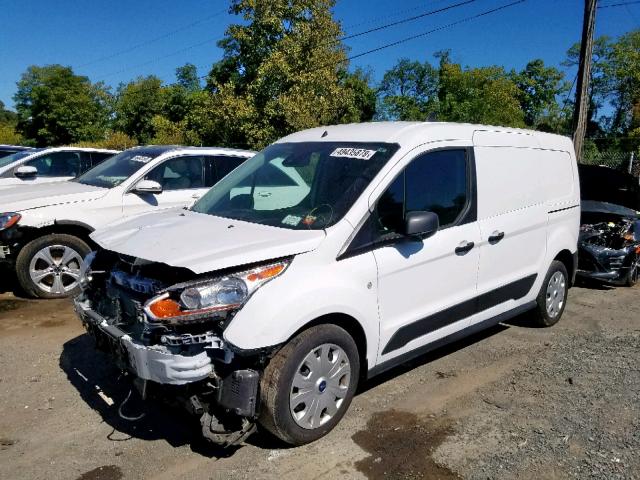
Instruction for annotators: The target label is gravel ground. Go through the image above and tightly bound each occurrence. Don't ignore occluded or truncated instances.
[0,282,638,480]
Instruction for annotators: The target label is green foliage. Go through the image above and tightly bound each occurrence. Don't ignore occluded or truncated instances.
[0,123,24,145]
[13,65,111,146]
[511,59,568,128]
[204,0,371,149]
[71,131,137,150]
[0,101,18,125]
[150,115,200,145]
[377,58,439,121]
[113,76,165,143]
[438,64,525,127]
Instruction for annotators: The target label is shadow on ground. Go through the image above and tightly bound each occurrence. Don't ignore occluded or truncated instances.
[59,318,518,456]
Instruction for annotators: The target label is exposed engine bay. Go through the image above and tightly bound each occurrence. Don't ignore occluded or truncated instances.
[74,249,285,446]
[578,204,640,286]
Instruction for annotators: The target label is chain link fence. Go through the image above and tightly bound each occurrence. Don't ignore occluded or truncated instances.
[581,150,638,178]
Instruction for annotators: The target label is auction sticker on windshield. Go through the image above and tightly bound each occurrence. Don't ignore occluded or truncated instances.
[330,148,377,160]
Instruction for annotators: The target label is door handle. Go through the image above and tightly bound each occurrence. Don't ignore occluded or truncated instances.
[191,194,201,199]
[257,192,272,197]
[455,241,475,255]
[488,231,505,244]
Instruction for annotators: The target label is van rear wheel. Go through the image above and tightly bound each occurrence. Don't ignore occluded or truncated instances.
[259,324,360,445]
[15,234,90,299]
[529,260,569,327]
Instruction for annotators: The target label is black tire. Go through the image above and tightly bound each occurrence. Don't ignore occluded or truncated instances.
[259,324,360,446]
[15,234,91,299]
[625,257,639,287]
[529,260,569,327]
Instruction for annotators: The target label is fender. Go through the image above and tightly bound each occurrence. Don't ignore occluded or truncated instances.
[223,252,380,367]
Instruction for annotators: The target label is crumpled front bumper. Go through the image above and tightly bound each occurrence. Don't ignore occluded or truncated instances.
[74,298,218,385]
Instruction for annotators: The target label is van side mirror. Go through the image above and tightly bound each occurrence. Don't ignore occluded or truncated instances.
[14,165,38,179]
[404,211,439,238]
[132,179,163,195]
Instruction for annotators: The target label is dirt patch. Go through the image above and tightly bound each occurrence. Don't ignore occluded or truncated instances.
[76,465,123,480]
[0,437,15,450]
[38,318,67,328]
[353,410,459,479]
[0,298,24,313]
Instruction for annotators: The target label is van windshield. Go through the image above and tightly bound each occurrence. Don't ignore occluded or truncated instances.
[191,142,399,230]
[75,149,163,188]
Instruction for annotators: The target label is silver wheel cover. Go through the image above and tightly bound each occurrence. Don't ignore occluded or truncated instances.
[545,270,566,318]
[289,343,351,430]
[29,244,83,295]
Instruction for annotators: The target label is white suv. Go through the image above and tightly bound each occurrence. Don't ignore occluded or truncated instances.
[0,147,118,188]
[0,145,254,298]
[75,122,580,447]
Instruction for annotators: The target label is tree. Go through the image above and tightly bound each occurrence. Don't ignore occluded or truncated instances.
[512,59,568,128]
[606,30,640,136]
[0,100,18,125]
[377,58,439,121]
[13,65,111,146]
[204,0,372,149]
[113,76,165,143]
[438,64,525,127]
[564,36,614,133]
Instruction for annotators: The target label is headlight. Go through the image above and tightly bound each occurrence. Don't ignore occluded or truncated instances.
[144,259,290,323]
[0,213,21,231]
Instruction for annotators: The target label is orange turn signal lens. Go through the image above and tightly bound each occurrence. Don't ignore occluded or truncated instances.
[148,298,183,318]
[1,213,21,230]
[247,263,286,282]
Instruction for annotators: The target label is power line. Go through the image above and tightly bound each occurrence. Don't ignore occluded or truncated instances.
[94,0,476,82]
[597,1,640,8]
[77,8,228,69]
[339,0,476,42]
[102,0,527,98]
[346,0,527,62]
[98,38,216,80]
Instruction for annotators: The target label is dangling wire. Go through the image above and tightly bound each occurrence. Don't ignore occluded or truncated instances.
[117,389,146,421]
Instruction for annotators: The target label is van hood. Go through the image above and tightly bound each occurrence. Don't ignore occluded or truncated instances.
[90,209,326,274]
[0,181,108,212]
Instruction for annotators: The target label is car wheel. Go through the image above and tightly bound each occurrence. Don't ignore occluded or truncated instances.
[529,260,569,327]
[15,234,90,299]
[259,324,360,446]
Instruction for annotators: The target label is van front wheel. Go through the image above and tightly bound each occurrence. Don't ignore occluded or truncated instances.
[259,324,360,445]
[529,260,569,327]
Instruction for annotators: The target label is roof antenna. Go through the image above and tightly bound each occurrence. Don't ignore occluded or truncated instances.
[426,112,438,122]
[321,130,328,138]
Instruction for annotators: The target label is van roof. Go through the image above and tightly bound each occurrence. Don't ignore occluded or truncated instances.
[276,121,574,152]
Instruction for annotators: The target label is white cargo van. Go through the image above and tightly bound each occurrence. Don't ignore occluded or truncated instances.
[75,122,580,447]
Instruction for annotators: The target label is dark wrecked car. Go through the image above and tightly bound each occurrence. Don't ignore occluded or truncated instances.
[577,200,640,286]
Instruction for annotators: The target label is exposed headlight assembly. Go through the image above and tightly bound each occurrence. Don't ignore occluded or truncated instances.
[0,212,21,231]
[144,259,290,323]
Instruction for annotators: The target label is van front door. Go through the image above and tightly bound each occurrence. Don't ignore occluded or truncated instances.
[370,148,481,365]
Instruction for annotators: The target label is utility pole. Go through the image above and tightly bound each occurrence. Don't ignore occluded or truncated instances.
[572,0,597,163]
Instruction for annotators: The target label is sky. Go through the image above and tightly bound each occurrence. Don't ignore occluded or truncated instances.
[1,0,639,110]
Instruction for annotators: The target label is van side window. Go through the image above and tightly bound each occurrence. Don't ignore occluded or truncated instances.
[345,149,469,256]
[405,149,468,226]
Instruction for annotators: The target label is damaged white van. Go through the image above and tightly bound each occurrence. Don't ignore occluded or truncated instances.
[75,122,580,446]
